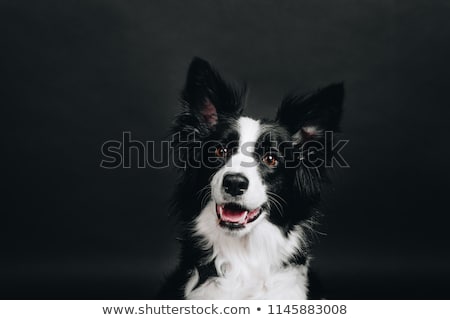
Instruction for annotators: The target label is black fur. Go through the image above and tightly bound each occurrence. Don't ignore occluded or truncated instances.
[157,57,344,299]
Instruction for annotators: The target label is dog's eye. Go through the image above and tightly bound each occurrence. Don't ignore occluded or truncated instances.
[262,153,278,167]
[215,146,230,158]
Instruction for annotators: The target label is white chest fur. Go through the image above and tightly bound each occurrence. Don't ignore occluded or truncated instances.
[185,264,308,299]
[184,201,309,299]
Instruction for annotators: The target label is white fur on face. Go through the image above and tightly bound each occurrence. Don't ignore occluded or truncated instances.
[210,117,268,234]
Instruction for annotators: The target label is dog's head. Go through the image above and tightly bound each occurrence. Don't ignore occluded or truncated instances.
[172,57,344,237]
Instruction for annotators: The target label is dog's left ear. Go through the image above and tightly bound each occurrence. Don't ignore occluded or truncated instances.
[276,83,344,143]
[181,57,246,129]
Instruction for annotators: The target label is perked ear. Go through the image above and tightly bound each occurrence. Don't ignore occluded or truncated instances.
[181,57,246,128]
[276,83,344,143]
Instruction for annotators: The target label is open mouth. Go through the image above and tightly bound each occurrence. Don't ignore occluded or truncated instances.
[216,203,261,229]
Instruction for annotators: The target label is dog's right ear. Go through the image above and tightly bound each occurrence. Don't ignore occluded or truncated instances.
[180,57,245,130]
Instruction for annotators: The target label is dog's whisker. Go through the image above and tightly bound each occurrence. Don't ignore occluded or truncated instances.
[267,191,287,205]
[268,195,284,217]
[200,190,211,208]
[266,192,286,214]
[196,184,211,196]
[271,199,283,215]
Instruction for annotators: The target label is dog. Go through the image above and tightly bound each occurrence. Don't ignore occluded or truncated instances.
[157,57,344,299]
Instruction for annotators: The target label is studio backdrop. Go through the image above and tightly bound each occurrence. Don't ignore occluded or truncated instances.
[1,0,449,299]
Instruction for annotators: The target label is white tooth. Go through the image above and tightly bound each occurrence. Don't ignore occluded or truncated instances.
[239,211,248,224]
[218,206,223,217]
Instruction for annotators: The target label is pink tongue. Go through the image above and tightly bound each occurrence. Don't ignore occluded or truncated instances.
[221,208,247,223]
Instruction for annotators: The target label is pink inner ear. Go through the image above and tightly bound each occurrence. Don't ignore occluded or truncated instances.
[293,126,322,143]
[200,98,218,127]
[302,125,320,137]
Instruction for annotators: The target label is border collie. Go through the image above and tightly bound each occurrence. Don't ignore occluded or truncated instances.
[158,57,344,299]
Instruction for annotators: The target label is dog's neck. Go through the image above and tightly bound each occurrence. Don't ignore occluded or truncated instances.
[183,201,310,299]
[193,201,306,277]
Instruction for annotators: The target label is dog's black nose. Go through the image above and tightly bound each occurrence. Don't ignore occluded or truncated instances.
[222,173,249,196]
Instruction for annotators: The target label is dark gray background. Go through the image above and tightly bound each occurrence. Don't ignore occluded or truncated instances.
[1,0,450,299]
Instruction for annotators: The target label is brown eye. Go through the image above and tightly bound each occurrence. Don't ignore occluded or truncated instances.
[215,146,229,158]
[262,153,278,167]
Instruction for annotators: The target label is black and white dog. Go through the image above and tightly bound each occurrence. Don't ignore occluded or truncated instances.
[158,57,344,299]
